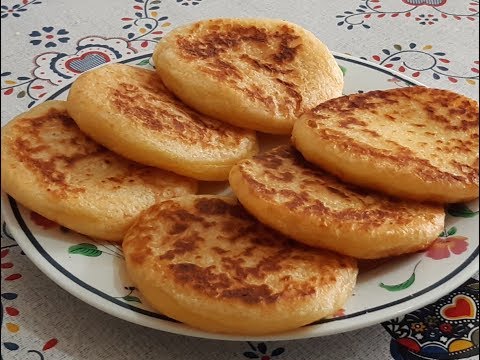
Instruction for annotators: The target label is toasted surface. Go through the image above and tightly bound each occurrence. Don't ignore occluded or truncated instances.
[1,101,197,241]
[153,18,343,134]
[292,87,479,203]
[229,145,445,259]
[123,195,357,335]
[66,64,258,181]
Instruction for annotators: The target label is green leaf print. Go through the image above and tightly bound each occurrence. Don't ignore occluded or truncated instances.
[68,243,103,257]
[136,59,150,66]
[379,261,421,292]
[447,204,479,218]
[438,230,447,237]
[447,227,457,236]
[123,295,141,303]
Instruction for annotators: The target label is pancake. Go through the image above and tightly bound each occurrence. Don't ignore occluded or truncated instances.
[292,87,479,203]
[123,195,357,335]
[1,100,197,241]
[229,145,445,259]
[153,18,343,134]
[66,64,258,181]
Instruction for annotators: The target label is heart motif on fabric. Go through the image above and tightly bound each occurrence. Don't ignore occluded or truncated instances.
[440,295,476,320]
[402,0,447,6]
[65,51,110,73]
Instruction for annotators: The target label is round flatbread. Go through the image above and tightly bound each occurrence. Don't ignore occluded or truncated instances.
[1,100,197,241]
[66,63,258,181]
[292,87,479,203]
[229,145,445,259]
[123,195,357,335]
[153,18,343,134]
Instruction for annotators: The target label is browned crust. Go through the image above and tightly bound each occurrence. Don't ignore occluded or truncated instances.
[305,87,479,186]
[176,23,300,63]
[313,128,476,184]
[172,21,307,116]
[4,106,194,201]
[235,146,440,229]
[108,67,254,148]
[6,109,103,198]
[124,196,355,305]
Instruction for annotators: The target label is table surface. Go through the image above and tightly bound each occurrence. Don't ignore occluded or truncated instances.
[1,1,479,359]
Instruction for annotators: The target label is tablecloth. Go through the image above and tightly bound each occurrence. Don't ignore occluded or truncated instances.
[1,0,479,359]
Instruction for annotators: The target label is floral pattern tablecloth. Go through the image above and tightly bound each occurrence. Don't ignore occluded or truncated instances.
[1,0,479,359]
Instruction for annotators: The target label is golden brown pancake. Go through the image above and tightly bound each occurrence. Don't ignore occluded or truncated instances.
[229,145,445,259]
[1,100,197,241]
[123,195,357,335]
[292,87,479,203]
[153,18,343,134]
[66,64,258,181]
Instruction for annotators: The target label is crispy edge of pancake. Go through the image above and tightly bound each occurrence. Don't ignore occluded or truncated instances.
[66,64,259,181]
[1,100,198,241]
[153,18,343,134]
[228,146,445,259]
[123,195,357,335]
[291,88,479,203]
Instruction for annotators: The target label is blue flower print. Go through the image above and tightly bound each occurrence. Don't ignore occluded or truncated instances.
[176,0,203,6]
[1,4,26,18]
[1,1,42,18]
[29,27,70,48]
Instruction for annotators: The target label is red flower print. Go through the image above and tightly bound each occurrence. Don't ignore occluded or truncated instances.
[439,323,452,333]
[426,227,469,260]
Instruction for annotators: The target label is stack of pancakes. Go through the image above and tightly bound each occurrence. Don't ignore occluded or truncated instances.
[2,18,478,336]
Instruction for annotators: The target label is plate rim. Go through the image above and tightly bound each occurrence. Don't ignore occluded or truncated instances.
[2,51,478,341]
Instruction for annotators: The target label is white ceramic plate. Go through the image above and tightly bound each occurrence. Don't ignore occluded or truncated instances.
[1,52,478,341]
